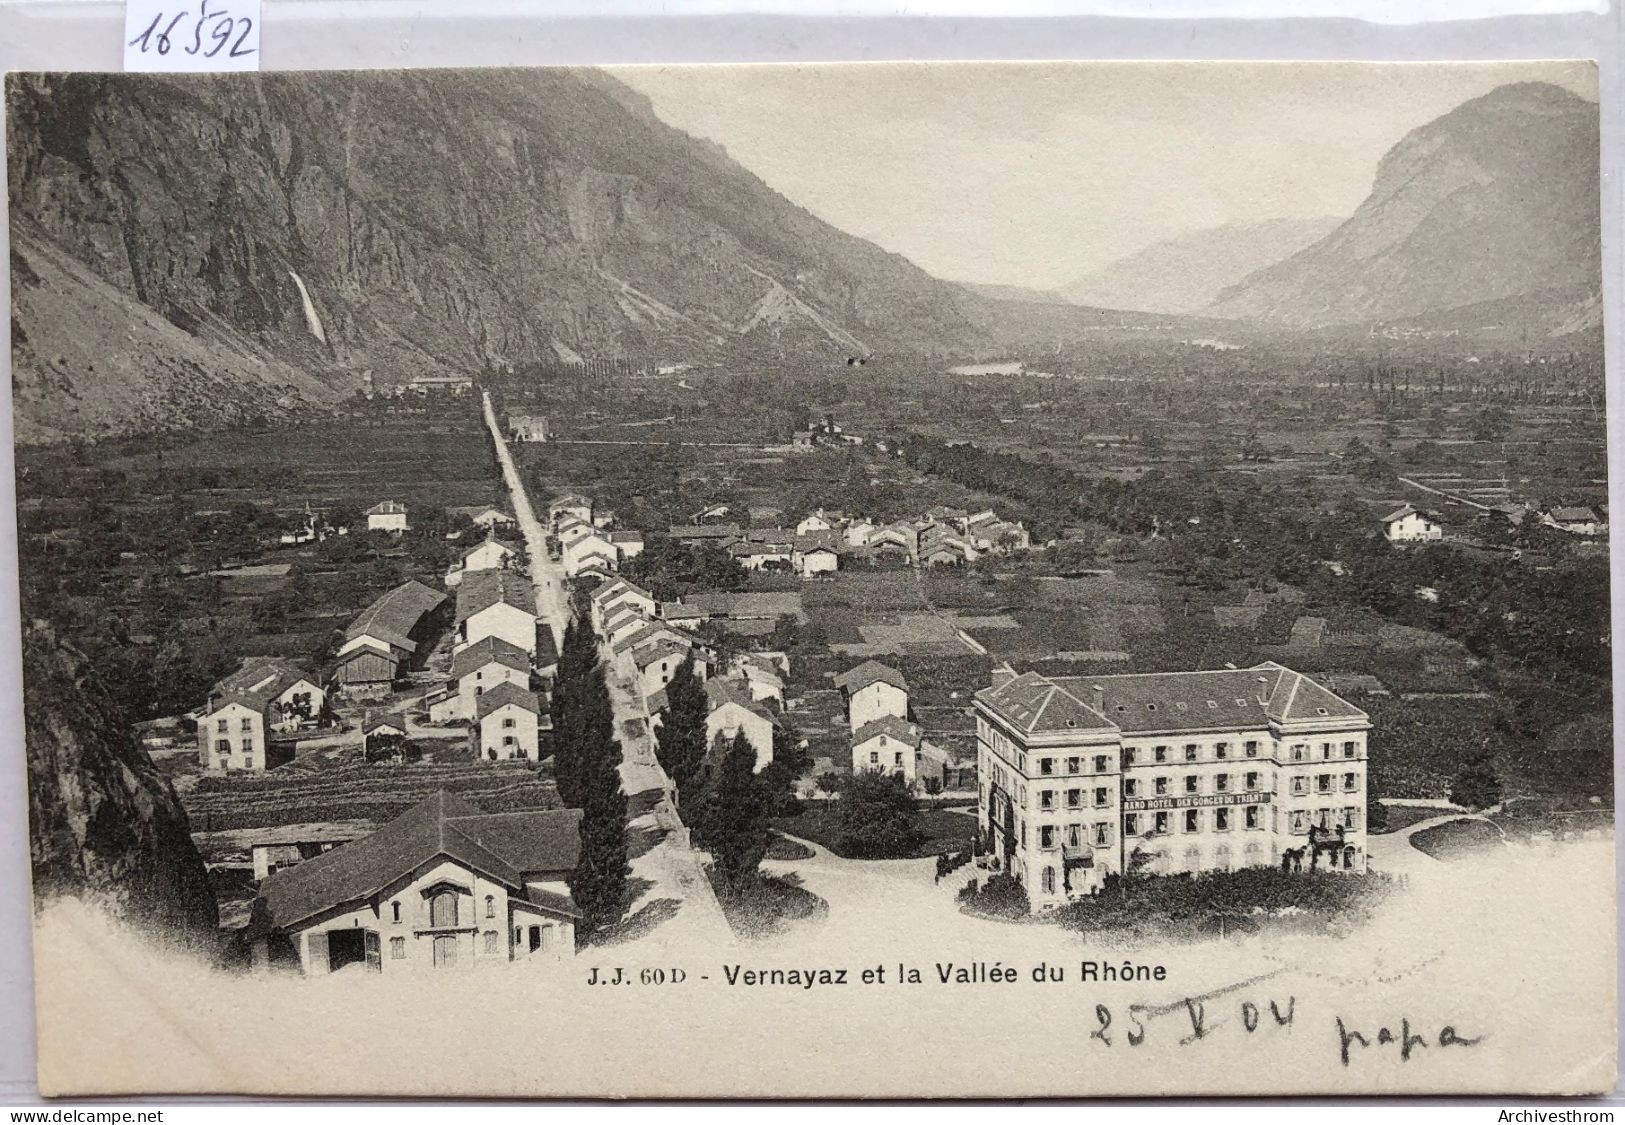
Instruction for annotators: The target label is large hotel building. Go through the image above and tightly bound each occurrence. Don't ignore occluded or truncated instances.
[973,661,1370,911]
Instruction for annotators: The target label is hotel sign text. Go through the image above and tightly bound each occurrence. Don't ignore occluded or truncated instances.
[1122,791,1271,812]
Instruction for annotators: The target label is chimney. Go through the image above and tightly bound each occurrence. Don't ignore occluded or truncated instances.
[1091,684,1104,714]
[1256,676,1269,706]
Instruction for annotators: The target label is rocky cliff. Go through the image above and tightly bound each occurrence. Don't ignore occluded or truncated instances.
[7,69,986,437]
[24,624,218,942]
[1207,82,1601,333]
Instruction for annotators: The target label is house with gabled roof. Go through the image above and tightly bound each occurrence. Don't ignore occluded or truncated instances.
[590,578,656,636]
[705,677,778,773]
[633,640,713,709]
[447,505,515,532]
[243,791,581,974]
[447,636,532,722]
[1542,505,1604,536]
[852,715,930,788]
[444,535,520,588]
[471,682,542,762]
[197,658,325,770]
[1381,504,1442,543]
[455,571,537,657]
[835,660,909,733]
[548,494,593,527]
[973,662,1370,912]
[335,580,449,695]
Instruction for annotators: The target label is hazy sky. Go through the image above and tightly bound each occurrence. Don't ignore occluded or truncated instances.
[609,61,1597,289]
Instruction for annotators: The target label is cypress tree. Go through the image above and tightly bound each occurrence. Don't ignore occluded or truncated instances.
[654,656,708,809]
[695,732,771,887]
[569,663,629,935]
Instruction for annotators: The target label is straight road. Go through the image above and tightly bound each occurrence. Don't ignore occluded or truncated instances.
[481,392,732,948]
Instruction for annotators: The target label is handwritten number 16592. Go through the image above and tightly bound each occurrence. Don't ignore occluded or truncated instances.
[129,3,255,59]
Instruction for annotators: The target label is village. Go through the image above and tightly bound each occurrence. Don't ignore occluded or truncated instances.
[9,344,1583,980]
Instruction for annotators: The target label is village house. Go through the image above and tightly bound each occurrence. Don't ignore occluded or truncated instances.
[610,531,645,562]
[705,677,777,772]
[852,715,927,787]
[365,500,410,533]
[974,662,1369,913]
[454,570,538,657]
[795,509,842,536]
[250,826,367,882]
[1542,505,1604,536]
[666,523,741,545]
[449,636,532,722]
[844,519,879,548]
[563,529,619,578]
[793,532,842,577]
[243,791,581,974]
[334,580,449,697]
[728,537,793,572]
[196,659,325,771]
[471,682,542,762]
[692,503,733,524]
[733,653,786,706]
[834,660,910,733]
[590,578,657,635]
[659,591,806,632]
[547,494,592,528]
[363,714,409,760]
[633,640,713,710]
[509,415,550,443]
[1381,504,1443,543]
[444,536,520,587]
[447,505,516,533]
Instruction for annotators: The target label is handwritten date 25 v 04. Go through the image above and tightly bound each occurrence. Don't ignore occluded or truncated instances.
[125,0,260,72]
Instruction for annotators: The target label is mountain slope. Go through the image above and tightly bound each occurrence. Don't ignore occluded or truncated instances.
[1060,217,1341,315]
[1207,82,1600,332]
[7,69,986,437]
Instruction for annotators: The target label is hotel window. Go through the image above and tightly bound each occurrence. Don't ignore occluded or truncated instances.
[515,927,523,946]
[1215,742,1229,760]
[1185,809,1201,833]
[1291,776,1308,795]
[1154,811,1170,835]
[1124,813,1140,836]
[1094,787,1108,808]
[1185,775,1198,794]
[1154,777,1169,796]
[1154,746,1168,763]
[1245,805,1262,830]
[1042,867,1056,894]
[1093,823,1110,847]
[1318,809,1335,830]
[1246,772,1260,790]
[1321,743,1333,760]
[1066,757,1080,773]
[1244,741,1259,757]
[1317,774,1332,793]
[485,895,495,919]
[484,930,499,954]
[392,902,401,924]
[1215,774,1230,793]
[1067,824,1081,847]
[1123,749,1135,766]
[1124,779,1138,798]
[1214,808,1231,832]
[1290,810,1308,834]
[390,937,405,960]
[1040,790,1055,810]
[1184,744,1198,761]
[1343,741,1358,758]
[1040,758,1055,776]
[1343,807,1360,830]
[1094,755,1109,772]
[1066,789,1081,809]
[1040,825,1056,849]
[1343,773,1358,792]
[1292,745,1307,762]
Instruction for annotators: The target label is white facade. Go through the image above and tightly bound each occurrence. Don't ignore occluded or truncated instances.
[458,602,537,657]
[367,504,410,533]
[707,701,775,773]
[278,859,573,975]
[848,681,909,733]
[199,701,266,770]
[459,662,530,720]
[474,702,540,762]
[796,547,840,577]
[1384,509,1442,543]
[853,725,921,786]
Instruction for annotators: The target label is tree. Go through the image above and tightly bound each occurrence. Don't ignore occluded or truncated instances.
[552,619,605,808]
[567,662,629,936]
[655,657,709,809]
[836,771,924,859]
[695,733,773,886]
[1449,744,1503,811]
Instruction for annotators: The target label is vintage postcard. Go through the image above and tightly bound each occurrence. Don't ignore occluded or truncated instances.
[7,61,1614,1097]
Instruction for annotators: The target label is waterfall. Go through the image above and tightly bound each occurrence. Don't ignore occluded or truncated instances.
[287,269,327,344]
